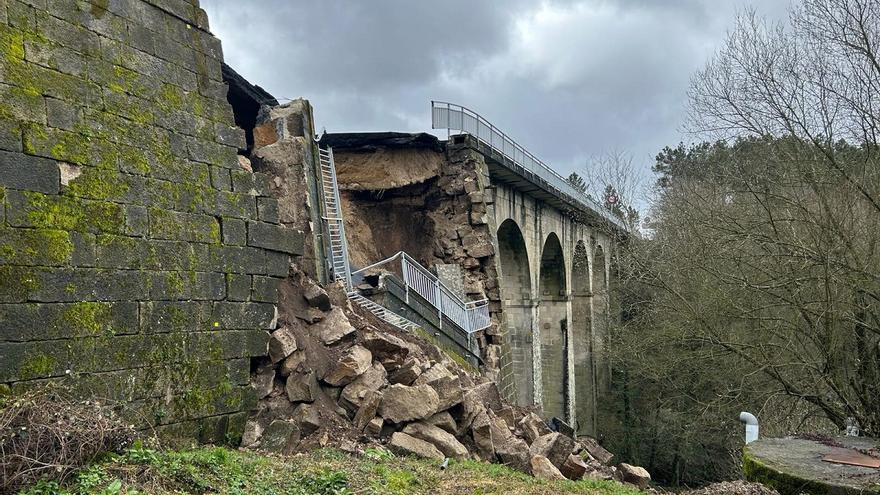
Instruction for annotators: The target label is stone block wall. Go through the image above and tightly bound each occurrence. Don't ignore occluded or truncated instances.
[0,0,302,444]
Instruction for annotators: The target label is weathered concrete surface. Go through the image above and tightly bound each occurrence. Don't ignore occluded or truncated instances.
[744,437,880,495]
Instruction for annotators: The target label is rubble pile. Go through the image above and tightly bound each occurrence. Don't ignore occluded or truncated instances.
[241,267,649,486]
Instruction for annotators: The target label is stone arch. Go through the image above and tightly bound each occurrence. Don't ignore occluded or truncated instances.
[497,219,534,406]
[538,232,568,419]
[572,240,595,435]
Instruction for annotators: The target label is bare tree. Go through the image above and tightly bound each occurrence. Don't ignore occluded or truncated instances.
[579,150,650,232]
[644,0,880,434]
[605,1,880,482]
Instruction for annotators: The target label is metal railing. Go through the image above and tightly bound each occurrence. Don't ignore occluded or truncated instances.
[353,252,491,334]
[318,146,421,333]
[431,101,625,230]
[347,292,421,332]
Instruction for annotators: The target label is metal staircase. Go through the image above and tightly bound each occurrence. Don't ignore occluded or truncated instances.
[318,147,420,331]
[317,146,490,350]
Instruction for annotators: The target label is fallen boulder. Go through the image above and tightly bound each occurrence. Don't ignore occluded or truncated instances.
[413,363,462,411]
[389,432,444,460]
[353,390,382,432]
[425,411,457,434]
[378,384,439,423]
[560,454,589,481]
[323,345,372,386]
[285,371,316,403]
[366,417,383,436]
[470,409,495,461]
[531,455,566,480]
[579,436,614,465]
[295,403,322,438]
[617,463,651,490]
[362,331,410,369]
[470,382,503,412]
[260,420,299,453]
[312,307,356,345]
[529,432,577,470]
[268,327,298,363]
[252,366,275,399]
[490,414,530,472]
[241,419,263,448]
[519,412,552,444]
[279,350,306,377]
[303,281,331,311]
[388,357,422,385]
[402,422,468,459]
[340,362,387,411]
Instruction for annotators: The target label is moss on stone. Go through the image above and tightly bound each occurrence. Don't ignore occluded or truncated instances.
[1,29,25,62]
[23,192,125,234]
[24,191,83,231]
[742,447,875,495]
[120,146,151,175]
[166,272,186,299]
[159,83,184,112]
[62,302,113,337]
[0,265,38,300]
[65,167,129,201]
[19,352,56,380]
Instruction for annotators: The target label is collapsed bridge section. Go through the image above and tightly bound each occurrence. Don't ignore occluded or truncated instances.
[320,103,625,436]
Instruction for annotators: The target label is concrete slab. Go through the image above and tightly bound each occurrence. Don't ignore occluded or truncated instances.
[744,437,880,495]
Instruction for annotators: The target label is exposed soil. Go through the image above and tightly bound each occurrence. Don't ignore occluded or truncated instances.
[334,148,444,191]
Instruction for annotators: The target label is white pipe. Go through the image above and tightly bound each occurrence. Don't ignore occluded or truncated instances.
[739,412,759,444]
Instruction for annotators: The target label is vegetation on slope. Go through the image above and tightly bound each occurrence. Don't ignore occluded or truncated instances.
[18,446,642,495]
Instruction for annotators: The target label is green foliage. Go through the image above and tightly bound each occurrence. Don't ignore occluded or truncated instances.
[607,132,880,484]
[17,447,643,495]
[567,172,587,193]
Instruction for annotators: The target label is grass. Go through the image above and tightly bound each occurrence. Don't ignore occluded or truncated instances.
[17,445,644,495]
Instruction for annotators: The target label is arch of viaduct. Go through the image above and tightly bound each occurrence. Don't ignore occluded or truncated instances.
[320,130,622,437]
[486,174,614,436]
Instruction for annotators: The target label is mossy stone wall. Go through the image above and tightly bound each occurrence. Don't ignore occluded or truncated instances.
[0,0,303,445]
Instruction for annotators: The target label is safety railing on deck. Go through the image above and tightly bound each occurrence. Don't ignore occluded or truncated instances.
[431,101,625,230]
[353,252,491,334]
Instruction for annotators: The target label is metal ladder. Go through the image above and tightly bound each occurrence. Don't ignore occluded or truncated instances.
[317,147,352,291]
[317,146,420,332]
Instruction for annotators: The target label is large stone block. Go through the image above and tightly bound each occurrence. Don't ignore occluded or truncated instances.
[247,221,303,255]
[210,302,276,329]
[251,275,281,303]
[379,384,440,423]
[0,301,139,342]
[149,208,219,244]
[0,150,60,194]
[389,432,444,460]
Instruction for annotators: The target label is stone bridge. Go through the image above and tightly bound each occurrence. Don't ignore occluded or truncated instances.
[322,104,624,436]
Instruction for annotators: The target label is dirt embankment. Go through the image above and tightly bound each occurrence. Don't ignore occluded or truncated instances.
[335,148,443,191]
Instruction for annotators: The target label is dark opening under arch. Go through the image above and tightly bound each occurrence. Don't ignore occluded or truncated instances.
[497,219,534,407]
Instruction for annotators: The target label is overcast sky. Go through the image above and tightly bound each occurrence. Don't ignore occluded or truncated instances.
[200,0,789,179]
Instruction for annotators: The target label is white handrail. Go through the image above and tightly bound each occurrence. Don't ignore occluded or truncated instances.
[351,250,490,334]
[431,101,626,230]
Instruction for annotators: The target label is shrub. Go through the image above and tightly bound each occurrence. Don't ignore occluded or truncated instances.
[0,387,135,493]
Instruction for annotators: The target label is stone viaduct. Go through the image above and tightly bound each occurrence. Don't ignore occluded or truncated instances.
[0,0,623,443]
[322,104,625,436]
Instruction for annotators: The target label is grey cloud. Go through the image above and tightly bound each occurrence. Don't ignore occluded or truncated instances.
[201,0,790,178]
